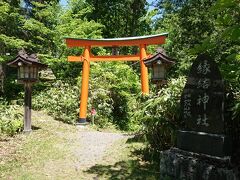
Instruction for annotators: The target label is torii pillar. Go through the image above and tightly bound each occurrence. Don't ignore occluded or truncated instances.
[140,44,149,94]
[79,46,91,123]
[65,33,168,124]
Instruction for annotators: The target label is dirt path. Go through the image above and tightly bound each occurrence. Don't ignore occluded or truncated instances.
[72,129,129,170]
[0,111,158,179]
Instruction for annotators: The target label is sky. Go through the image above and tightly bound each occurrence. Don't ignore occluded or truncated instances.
[60,0,67,6]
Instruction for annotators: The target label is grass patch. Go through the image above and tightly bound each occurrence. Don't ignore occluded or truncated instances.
[0,111,77,179]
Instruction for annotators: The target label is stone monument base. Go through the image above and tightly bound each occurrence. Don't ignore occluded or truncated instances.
[177,130,232,157]
[160,148,239,180]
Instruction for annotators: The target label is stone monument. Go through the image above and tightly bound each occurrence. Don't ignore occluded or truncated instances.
[177,53,231,157]
[159,54,239,180]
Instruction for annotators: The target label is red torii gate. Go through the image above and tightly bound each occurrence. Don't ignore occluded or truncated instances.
[65,33,168,123]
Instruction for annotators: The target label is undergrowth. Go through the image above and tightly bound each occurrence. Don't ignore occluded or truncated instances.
[32,80,79,124]
[133,76,186,153]
[0,100,23,136]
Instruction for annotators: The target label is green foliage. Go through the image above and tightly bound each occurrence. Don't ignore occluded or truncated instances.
[0,100,23,136]
[133,77,186,151]
[0,1,27,57]
[32,62,141,130]
[154,0,240,85]
[86,0,150,38]
[2,67,23,100]
[32,81,79,124]
[154,0,240,118]
[154,0,217,75]
[46,0,103,79]
[42,56,83,79]
[55,0,103,50]
[0,0,60,58]
[1,0,104,97]
[86,62,141,130]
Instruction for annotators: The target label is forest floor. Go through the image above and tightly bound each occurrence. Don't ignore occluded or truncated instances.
[0,111,159,179]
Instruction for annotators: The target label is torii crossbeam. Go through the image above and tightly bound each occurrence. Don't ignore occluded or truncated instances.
[65,33,168,124]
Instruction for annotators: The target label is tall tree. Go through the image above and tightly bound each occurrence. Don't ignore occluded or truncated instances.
[21,0,61,54]
[1,0,104,92]
[46,0,103,79]
[0,0,61,61]
[154,0,239,76]
[86,0,150,38]
[0,0,28,61]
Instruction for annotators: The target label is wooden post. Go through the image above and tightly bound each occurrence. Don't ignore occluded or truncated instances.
[91,115,95,125]
[24,82,32,132]
[140,44,149,94]
[78,46,91,124]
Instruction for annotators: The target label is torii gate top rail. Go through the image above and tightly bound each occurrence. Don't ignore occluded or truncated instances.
[65,33,168,124]
[66,33,168,62]
[65,33,168,47]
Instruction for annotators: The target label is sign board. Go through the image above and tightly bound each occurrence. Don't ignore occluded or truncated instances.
[91,108,97,116]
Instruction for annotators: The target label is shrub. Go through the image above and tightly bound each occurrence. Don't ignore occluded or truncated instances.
[86,62,141,130]
[32,62,141,130]
[0,100,23,136]
[133,76,186,152]
[88,87,114,128]
[32,80,79,124]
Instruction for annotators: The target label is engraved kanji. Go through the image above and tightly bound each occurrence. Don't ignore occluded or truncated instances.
[197,114,209,127]
[197,93,209,110]
[184,111,191,118]
[183,94,191,118]
[197,78,211,89]
[197,60,211,75]
[184,99,191,109]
